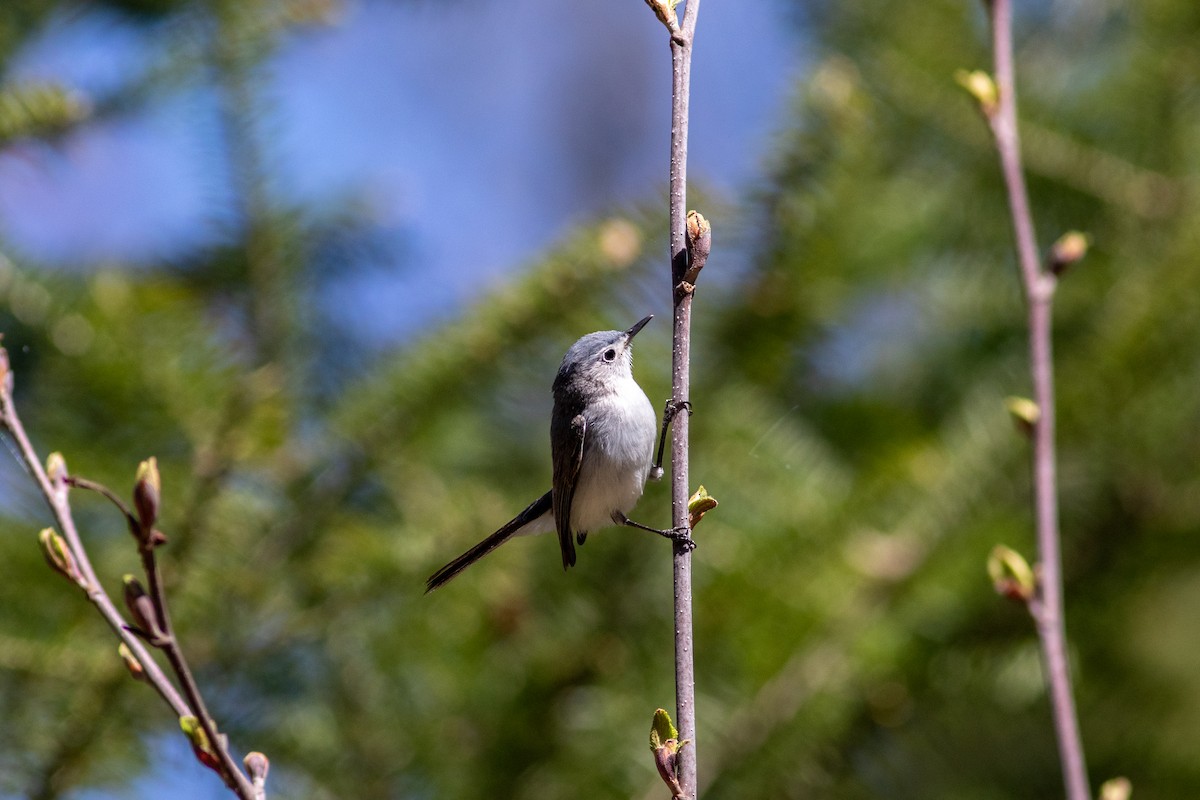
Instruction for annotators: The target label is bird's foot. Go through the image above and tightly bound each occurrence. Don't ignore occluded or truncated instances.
[663,398,693,423]
[668,525,697,553]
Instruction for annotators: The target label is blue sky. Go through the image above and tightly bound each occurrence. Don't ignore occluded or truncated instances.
[1,0,804,344]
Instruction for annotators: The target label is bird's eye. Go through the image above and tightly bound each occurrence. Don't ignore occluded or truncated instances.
[603,348,617,362]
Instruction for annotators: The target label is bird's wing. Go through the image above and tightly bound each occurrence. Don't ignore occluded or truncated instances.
[551,411,587,569]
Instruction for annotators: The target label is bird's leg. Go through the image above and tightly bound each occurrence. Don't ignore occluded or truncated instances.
[650,398,693,480]
[613,511,697,552]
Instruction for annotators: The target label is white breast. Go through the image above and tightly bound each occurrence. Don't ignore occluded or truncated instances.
[569,378,657,534]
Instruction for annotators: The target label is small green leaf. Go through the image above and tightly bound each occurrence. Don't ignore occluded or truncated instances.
[1004,396,1040,436]
[180,715,210,751]
[649,708,678,752]
[687,485,718,529]
[180,715,223,773]
[987,545,1036,603]
[954,69,998,115]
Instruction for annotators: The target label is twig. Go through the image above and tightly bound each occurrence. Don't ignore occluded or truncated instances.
[143,540,251,796]
[978,2,1090,798]
[0,365,188,719]
[657,1,705,797]
[0,343,261,799]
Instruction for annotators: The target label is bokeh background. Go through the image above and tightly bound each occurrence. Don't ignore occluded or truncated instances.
[2,0,1199,798]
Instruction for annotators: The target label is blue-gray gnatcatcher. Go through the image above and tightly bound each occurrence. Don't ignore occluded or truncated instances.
[426,315,693,592]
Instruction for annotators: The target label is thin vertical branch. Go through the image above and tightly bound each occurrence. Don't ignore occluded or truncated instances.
[983,2,1090,798]
[667,2,703,798]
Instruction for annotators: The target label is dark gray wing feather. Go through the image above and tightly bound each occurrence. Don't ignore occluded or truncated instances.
[551,411,587,569]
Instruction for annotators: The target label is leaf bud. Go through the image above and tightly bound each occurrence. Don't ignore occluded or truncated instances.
[955,69,998,116]
[122,574,164,641]
[649,707,679,751]
[683,210,712,284]
[1048,230,1090,276]
[1004,396,1040,437]
[1099,777,1132,800]
[45,452,67,487]
[687,485,718,529]
[649,708,685,798]
[133,457,161,533]
[0,342,11,396]
[244,751,270,784]
[117,642,146,681]
[987,544,1036,604]
[38,527,84,586]
[643,0,679,30]
[180,715,222,773]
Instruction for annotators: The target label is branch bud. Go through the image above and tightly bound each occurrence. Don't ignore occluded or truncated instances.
[1099,777,1132,800]
[649,708,685,798]
[683,210,711,284]
[133,457,161,533]
[987,544,1036,604]
[643,0,679,31]
[122,574,164,642]
[38,527,84,587]
[1004,396,1040,437]
[244,751,270,786]
[687,485,718,529]
[45,452,67,488]
[180,715,222,774]
[117,642,147,682]
[1048,230,1090,276]
[955,69,998,117]
[0,341,11,398]
[649,707,679,750]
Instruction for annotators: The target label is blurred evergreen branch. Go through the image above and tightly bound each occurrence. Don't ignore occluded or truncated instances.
[0,82,90,146]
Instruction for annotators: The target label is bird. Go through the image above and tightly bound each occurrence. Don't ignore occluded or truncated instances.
[425,315,690,592]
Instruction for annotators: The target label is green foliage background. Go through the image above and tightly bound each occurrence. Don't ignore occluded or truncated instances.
[2,0,1199,798]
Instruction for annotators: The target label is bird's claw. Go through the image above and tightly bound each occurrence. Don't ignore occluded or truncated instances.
[669,525,697,552]
[663,398,693,422]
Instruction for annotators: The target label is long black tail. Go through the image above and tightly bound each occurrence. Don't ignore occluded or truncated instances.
[425,491,553,593]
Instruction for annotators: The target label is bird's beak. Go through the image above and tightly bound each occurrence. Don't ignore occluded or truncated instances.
[625,315,653,341]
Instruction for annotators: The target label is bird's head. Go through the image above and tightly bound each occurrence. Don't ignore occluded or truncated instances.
[555,315,652,391]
